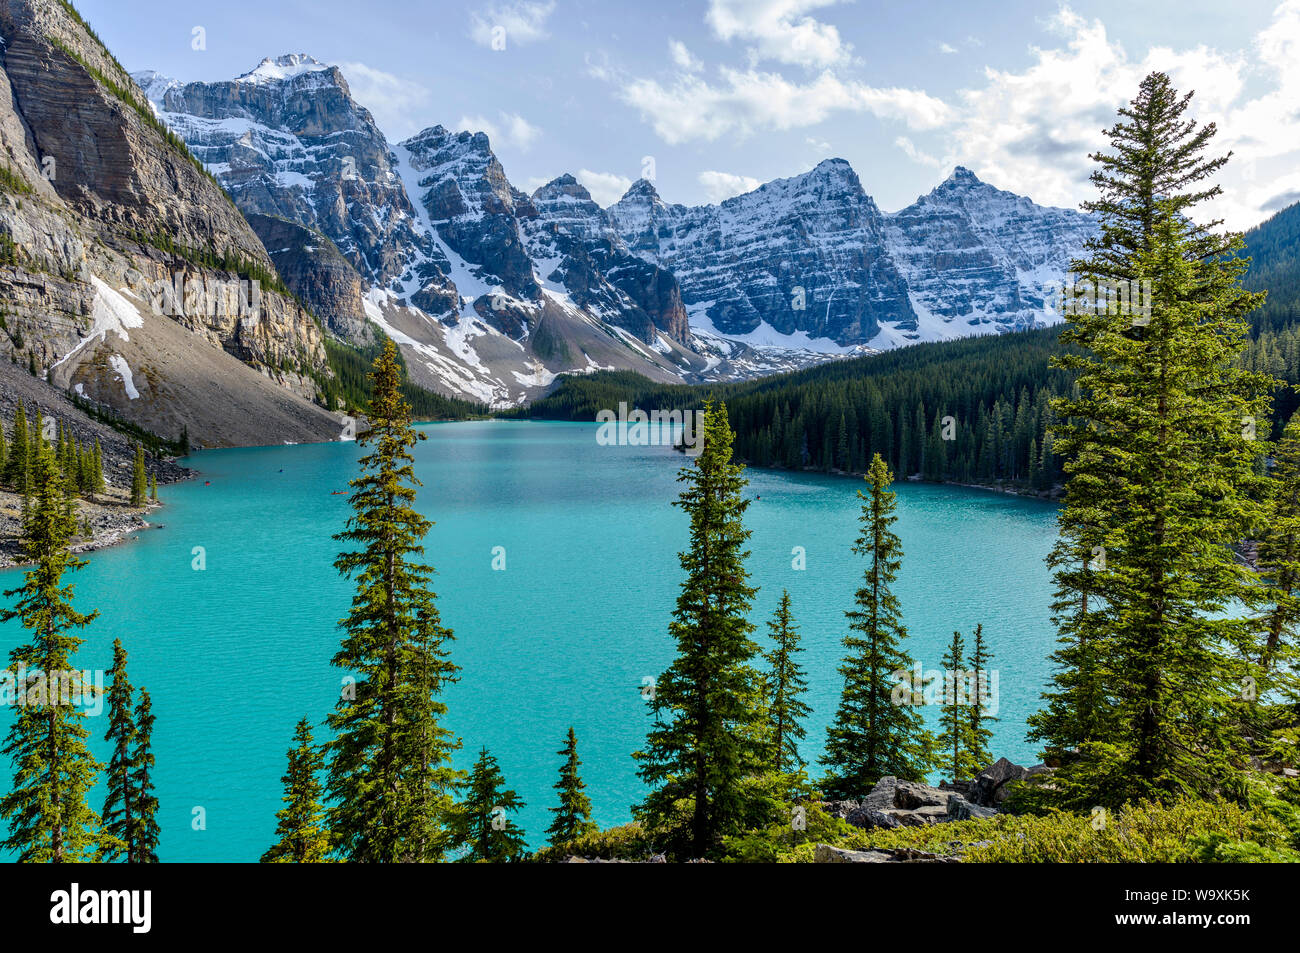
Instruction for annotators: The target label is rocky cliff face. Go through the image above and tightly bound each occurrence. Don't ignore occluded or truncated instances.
[608,159,915,346]
[0,1,341,447]
[881,167,1098,346]
[607,160,1096,348]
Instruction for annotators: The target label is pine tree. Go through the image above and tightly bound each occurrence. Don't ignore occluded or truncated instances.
[450,747,527,862]
[0,415,7,476]
[1257,415,1300,674]
[325,340,462,862]
[763,590,811,774]
[1028,72,1273,807]
[149,473,157,502]
[967,623,995,770]
[128,689,159,863]
[91,439,105,499]
[262,718,331,863]
[935,631,980,783]
[633,399,769,859]
[130,443,146,507]
[822,453,933,797]
[545,727,597,847]
[0,430,102,861]
[100,639,136,861]
[5,401,28,493]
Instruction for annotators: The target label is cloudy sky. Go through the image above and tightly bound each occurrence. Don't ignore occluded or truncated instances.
[83,0,1299,228]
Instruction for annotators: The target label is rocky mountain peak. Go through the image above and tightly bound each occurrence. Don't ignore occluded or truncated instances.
[236,53,332,85]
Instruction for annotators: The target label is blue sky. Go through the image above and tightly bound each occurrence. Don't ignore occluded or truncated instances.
[81,0,1297,227]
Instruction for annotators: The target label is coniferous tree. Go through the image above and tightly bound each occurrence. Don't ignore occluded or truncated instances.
[763,590,811,774]
[130,443,146,507]
[936,631,980,783]
[91,439,105,499]
[450,747,527,862]
[5,402,28,498]
[1029,72,1273,807]
[633,399,769,858]
[0,415,7,475]
[822,453,933,797]
[0,430,102,861]
[545,727,597,847]
[967,623,995,770]
[128,689,159,863]
[262,718,331,863]
[1257,414,1300,673]
[326,340,462,862]
[149,473,157,502]
[100,639,136,861]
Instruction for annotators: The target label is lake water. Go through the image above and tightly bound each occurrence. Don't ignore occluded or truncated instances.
[0,420,1059,861]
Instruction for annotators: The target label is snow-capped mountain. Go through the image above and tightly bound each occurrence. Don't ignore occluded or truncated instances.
[135,54,1097,407]
[607,160,1096,350]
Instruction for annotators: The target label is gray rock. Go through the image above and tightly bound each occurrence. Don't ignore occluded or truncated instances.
[947,794,998,821]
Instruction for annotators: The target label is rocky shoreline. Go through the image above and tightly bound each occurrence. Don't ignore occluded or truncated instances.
[0,485,168,570]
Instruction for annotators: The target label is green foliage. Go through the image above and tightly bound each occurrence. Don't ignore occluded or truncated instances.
[821,454,934,796]
[325,340,463,862]
[529,821,652,863]
[0,164,33,196]
[545,727,597,847]
[763,590,811,775]
[1029,72,1273,808]
[935,630,981,784]
[99,639,134,861]
[316,336,485,420]
[127,689,159,863]
[0,431,102,861]
[633,400,772,859]
[511,329,1072,491]
[262,719,331,863]
[449,747,528,862]
[721,802,849,863]
[130,442,146,507]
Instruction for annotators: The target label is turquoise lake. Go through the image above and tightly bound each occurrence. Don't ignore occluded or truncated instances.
[0,420,1060,861]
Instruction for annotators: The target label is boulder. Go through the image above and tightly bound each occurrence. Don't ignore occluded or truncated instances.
[947,794,998,821]
[968,758,1049,806]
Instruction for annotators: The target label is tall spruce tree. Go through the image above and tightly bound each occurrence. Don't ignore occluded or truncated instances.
[632,399,769,859]
[450,747,527,862]
[325,340,462,862]
[545,727,597,847]
[1028,72,1273,806]
[128,689,159,863]
[822,453,933,797]
[763,590,811,774]
[4,401,26,491]
[936,631,980,783]
[967,623,995,771]
[262,718,331,863]
[130,444,146,507]
[1257,415,1300,672]
[100,639,136,861]
[0,430,102,861]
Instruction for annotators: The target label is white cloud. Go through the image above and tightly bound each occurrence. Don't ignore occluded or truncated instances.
[698,170,763,202]
[894,135,944,168]
[619,68,951,144]
[469,1,555,48]
[669,39,703,72]
[337,62,432,141]
[456,111,542,151]
[576,169,634,206]
[937,3,1295,228]
[806,135,831,151]
[939,42,958,55]
[706,0,853,69]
